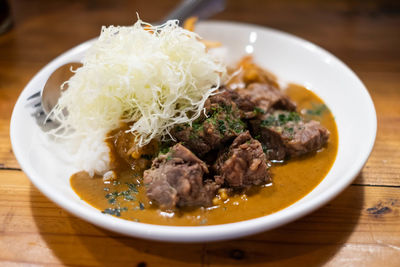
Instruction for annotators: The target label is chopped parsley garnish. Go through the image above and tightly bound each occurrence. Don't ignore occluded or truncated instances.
[260,115,276,127]
[124,194,136,201]
[306,103,327,116]
[102,207,128,217]
[189,132,198,140]
[204,104,246,135]
[227,117,246,134]
[104,183,139,205]
[139,202,145,210]
[284,127,294,133]
[286,112,301,123]
[284,126,295,139]
[192,121,203,132]
[254,107,265,114]
[160,146,170,154]
[218,119,227,133]
[261,112,301,127]
[126,182,138,193]
[224,105,232,113]
[278,113,286,123]
[105,191,119,199]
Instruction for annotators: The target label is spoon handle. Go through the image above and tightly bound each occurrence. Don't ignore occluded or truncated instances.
[161,0,226,25]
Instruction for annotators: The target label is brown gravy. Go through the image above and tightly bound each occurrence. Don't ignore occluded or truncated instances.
[70,84,338,226]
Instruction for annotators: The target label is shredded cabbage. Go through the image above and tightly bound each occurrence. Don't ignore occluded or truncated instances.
[49,19,226,175]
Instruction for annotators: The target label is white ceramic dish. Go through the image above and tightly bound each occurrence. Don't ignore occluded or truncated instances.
[10,21,376,242]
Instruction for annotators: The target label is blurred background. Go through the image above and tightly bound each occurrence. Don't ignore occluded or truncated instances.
[1,0,399,87]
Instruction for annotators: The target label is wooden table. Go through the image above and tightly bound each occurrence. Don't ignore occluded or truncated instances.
[1,0,399,266]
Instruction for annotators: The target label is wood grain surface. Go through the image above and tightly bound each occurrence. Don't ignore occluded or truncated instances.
[1,0,399,266]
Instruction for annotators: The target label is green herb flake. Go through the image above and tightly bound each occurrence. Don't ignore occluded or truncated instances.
[102,208,124,217]
[223,105,233,113]
[160,146,170,155]
[278,113,286,124]
[126,183,139,193]
[124,195,136,201]
[192,122,203,132]
[288,112,301,122]
[260,115,276,127]
[254,107,265,114]
[105,192,118,199]
[284,127,295,139]
[306,104,328,116]
[261,112,301,127]
[285,127,294,133]
[139,202,145,210]
[230,119,245,134]
[218,120,227,134]
[189,132,198,140]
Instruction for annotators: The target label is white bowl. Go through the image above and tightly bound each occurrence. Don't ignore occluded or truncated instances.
[10,21,376,242]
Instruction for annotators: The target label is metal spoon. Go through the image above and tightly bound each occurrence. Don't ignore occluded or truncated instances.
[41,62,82,115]
[30,0,225,118]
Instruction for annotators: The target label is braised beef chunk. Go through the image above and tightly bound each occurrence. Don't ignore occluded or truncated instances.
[203,89,241,115]
[143,144,219,209]
[112,124,136,165]
[251,110,330,160]
[213,131,271,188]
[109,124,157,170]
[171,92,246,156]
[235,83,296,118]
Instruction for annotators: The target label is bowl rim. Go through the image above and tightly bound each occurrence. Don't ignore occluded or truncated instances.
[10,20,377,242]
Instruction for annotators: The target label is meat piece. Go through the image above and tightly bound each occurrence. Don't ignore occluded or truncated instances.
[170,125,212,156]
[111,124,136,165]
[143,144,219,209]
[171,92,246,156]
[203,89,241,115]
[235,83,297,118]
[251,110,330,160]
[213,131,271,188]
[224,56,295,118]
[108,124,157,170]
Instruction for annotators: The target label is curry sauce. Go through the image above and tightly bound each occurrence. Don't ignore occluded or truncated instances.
[70,84,338,226]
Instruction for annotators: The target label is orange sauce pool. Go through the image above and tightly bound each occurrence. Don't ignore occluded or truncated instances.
[70,84,338,226]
